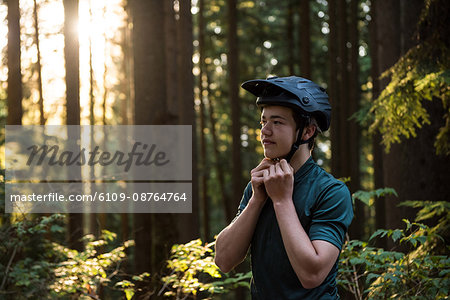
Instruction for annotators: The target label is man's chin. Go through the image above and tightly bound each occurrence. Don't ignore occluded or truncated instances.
[264,152,284,160]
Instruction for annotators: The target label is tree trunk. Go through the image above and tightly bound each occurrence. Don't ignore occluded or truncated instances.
[382,1,449,236]
[373,0,401,238]
[328,0,340,176]
[133,0,164,276]
[175,0,200,243]
[337,0,350,180]
[131,1,181,284]
[7,0,23,126]
[287,0,295,75]
[299,0,311,78]
[227,0,243,220]
[206,72,230,224]
[197,0,210,241]
[347,0,362,240]
[369,0,386,247]
[33,0,45,125]
[63,0,83,252]
[227,1,246,299]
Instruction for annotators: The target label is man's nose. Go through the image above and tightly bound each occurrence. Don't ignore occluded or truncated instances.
[261,123,272,136]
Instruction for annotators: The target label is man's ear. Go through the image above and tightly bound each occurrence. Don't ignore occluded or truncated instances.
[302,124,316,140]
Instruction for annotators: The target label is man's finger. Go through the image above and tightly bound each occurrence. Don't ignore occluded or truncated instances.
[252,159,274,173]
[275,162,283,175]
[280,159,292,174]
[251,170,266,178]
[269,164,276,176]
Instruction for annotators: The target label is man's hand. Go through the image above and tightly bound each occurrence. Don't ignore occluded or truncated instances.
[263,159,294,203]
[250,158,275,203]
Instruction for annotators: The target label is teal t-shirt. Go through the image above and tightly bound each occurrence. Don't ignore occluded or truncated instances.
[237,157,353,299]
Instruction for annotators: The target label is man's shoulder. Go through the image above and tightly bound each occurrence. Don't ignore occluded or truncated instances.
[308,162,347,189]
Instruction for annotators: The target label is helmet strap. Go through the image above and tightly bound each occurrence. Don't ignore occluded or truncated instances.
[284,133,313,163]
[284,115,312,163]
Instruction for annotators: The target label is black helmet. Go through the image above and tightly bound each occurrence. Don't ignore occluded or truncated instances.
[241,76,331,132]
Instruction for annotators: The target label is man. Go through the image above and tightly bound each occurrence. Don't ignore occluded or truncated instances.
[215,76,353,299]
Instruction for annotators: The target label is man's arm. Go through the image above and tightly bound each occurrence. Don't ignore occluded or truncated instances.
[273,200,340,289]
[263,160,340,289]
[215,159,274,273]
[214,194,265,273]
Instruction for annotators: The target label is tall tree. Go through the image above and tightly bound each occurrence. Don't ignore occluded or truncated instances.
[368,0,386,244]
[328,0,340,175]
[175,0,200,243]
[132,0,168,277]
[33,0,45,125]
[371,1,401,239]
[299,0,311,78]
[347,0,362,239]
[7,0,23,125]
[287,0,295,75]
[227,0,243,217]
[63,0,83,251]
[379,0,450,234]
[197,0,210,241]
[206,72,230,224]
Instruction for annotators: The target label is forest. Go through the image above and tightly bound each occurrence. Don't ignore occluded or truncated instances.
[0,0,449,299]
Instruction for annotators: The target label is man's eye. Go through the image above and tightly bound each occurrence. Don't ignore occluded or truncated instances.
[274,121,281,125]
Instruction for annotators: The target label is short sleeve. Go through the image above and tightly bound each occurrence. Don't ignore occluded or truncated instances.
[234,181,253,220]
[308,182,353,250]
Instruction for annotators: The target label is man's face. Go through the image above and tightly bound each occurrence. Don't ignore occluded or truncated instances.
[260,106,298,159]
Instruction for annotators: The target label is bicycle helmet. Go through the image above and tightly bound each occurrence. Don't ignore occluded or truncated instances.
[241,76,331,162]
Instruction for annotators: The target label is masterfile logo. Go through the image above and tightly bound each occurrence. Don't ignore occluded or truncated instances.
[5,125,192,214]
[6,125,191,181]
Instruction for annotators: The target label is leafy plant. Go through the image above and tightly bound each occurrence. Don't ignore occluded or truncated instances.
[0,214,65,299]
[50,230,134,298]
[159,238,251,299]
[338,201,450,299]
[352,187,398,206]
[363,0,450,155]
[0,214,135,299]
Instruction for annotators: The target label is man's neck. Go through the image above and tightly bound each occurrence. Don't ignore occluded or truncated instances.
[289,146,312,173]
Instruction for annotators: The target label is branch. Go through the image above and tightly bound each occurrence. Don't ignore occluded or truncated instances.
[0,244,18,291]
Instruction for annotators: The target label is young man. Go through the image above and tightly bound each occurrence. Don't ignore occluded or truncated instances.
[215,76,353,299]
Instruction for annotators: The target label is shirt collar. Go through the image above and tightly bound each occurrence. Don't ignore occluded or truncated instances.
[294,156,315,181]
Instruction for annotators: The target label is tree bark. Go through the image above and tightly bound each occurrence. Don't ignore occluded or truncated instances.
[373,0,400,238]
[7,0,23,126]
[33,0,45,125]
[347,0,362,240]
[369,0,386,248]
[299,0,311,78]
[328,0,340,176]
[287,0,295,75]
[197,0,210,241]
[227,0,243,220]
[131,0,183,281]
[175,0,200,243]
[63,0,83,252]
[382,1,450,237]
[206,72,230,224]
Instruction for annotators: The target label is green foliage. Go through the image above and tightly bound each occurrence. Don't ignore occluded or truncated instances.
[352,187,397,206]
[0,214,66,298]
[115,272,150,300]
[159,238,251,299]
[338,200,450,299]
[50,230,134,298]
[367,0,450,155]
[0,214,134,299]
